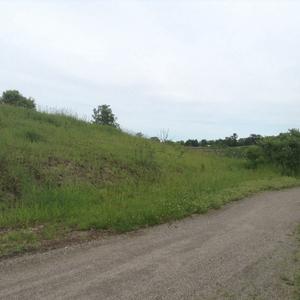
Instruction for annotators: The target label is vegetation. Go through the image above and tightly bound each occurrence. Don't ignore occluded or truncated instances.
[246,129,300,175]
[92,104,119,128]
[0,104,299,257]
[0,90,36,110]
[181,129,300,177]
[180,133,262,148]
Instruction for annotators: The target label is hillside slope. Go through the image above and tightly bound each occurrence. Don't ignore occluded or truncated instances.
[0,105,299,256]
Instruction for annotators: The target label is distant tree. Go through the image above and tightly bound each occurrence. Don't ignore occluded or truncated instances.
[214,138,226,147]
[164,140,175,145]
[0,90,36,110]
[150,137,160,142]
[136,132,143,138]
[185,139,199,147]
[238,134,262,146]
[207,140,215,147]
[199,139,208,147]
[92,105,119,128]
[248,134,262,145]
[232,133,238,144]
[224,133,238,147]
[182,134,263,149]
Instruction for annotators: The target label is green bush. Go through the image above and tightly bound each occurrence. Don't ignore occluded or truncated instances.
[262,129,300,175]
[0,90,36,110]
[246,129,300,175]
[245,145,265,169]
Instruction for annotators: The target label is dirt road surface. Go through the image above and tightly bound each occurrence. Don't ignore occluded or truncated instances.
[0,188,299,299]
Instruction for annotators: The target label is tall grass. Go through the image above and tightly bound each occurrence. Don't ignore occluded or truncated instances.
[0,104,299,237]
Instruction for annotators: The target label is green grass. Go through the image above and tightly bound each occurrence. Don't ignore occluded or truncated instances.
[0,104,299,257]
[0,230,39,256]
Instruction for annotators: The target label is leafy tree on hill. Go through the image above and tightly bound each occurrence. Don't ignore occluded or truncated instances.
[92,104,119,128]
[0,90,36,110]
[150,137,160,142]
[136,132,144,138]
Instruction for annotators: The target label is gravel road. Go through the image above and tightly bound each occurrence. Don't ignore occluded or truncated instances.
[0,188,299,299]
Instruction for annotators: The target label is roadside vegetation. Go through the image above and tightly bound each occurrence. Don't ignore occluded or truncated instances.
[0,91,299,257]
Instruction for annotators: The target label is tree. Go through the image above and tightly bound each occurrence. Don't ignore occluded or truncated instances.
[224,133,238,147]
[239,134,262,146]
[0,90,36,110]
[150,137,160,142]
[185,139,199,147]
[92,105,119,128]
[136,132,143,138]
[199,139,208,147]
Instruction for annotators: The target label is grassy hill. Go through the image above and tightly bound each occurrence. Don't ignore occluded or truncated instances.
[0,105,299,257]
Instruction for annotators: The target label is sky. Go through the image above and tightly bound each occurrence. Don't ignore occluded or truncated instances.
[0,0,299,140]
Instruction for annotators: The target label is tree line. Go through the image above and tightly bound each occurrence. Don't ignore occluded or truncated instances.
[179,133,262,148]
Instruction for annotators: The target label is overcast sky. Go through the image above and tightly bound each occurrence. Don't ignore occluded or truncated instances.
[0,0,299,140]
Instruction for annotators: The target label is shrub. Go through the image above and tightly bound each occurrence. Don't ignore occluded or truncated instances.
[245,146,265,169]
[246,129,300,175]
[260,129,300,175]
[0,90,36,110]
